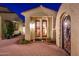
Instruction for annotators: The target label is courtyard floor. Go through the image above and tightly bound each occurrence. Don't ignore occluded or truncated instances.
[0,36,68,56]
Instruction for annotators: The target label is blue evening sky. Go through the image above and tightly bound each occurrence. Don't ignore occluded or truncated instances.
[0,3,61,22]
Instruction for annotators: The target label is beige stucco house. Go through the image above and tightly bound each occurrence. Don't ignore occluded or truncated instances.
[0,4,79,56]
[0,7,23,40]
[22,5,57,42]
[56,3,79,55]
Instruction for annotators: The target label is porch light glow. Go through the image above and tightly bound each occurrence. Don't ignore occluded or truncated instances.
[22,26,25,34]
[12,21,17,23]
[64,22,68,26]
[30,23,35,29]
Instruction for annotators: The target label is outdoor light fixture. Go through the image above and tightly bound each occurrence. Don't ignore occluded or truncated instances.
[12,21,17,23]
[22,26,25,35]
[30,23,35,29]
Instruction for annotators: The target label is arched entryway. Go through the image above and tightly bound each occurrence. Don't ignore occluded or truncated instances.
[60,13,71,55]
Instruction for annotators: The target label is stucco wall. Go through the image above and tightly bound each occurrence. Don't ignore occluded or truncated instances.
[0,13,19,21]
[56,3,79,55]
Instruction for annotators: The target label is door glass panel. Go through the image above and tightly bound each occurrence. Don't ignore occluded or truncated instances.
[42,20,47,37]
[35,20,40,37]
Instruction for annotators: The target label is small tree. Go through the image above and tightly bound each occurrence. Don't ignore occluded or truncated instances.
[4,20,15,39]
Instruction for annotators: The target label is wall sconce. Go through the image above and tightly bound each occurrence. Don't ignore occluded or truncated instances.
[22,26,25,35]
[30,23,35,30]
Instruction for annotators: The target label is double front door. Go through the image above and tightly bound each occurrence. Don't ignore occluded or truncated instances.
[35,17,48,41]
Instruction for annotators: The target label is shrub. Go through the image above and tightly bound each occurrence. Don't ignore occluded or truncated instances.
[4,20,15,39]
[18,38,30,44]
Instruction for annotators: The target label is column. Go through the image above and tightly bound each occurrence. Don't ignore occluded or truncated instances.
[0,16,2,40]
[25,16,31,41]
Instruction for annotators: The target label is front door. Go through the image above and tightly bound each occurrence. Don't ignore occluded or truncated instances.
[35,17,47,41]
[62,15,71,55]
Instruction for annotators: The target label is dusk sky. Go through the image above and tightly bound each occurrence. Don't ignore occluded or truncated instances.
[0,3,61,22]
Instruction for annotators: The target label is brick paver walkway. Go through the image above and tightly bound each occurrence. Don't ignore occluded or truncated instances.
[0,36,68,56]
[0,36,21,47]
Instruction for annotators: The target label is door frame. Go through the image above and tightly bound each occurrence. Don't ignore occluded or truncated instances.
[34,16,48,41]
[60,13,71,55]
